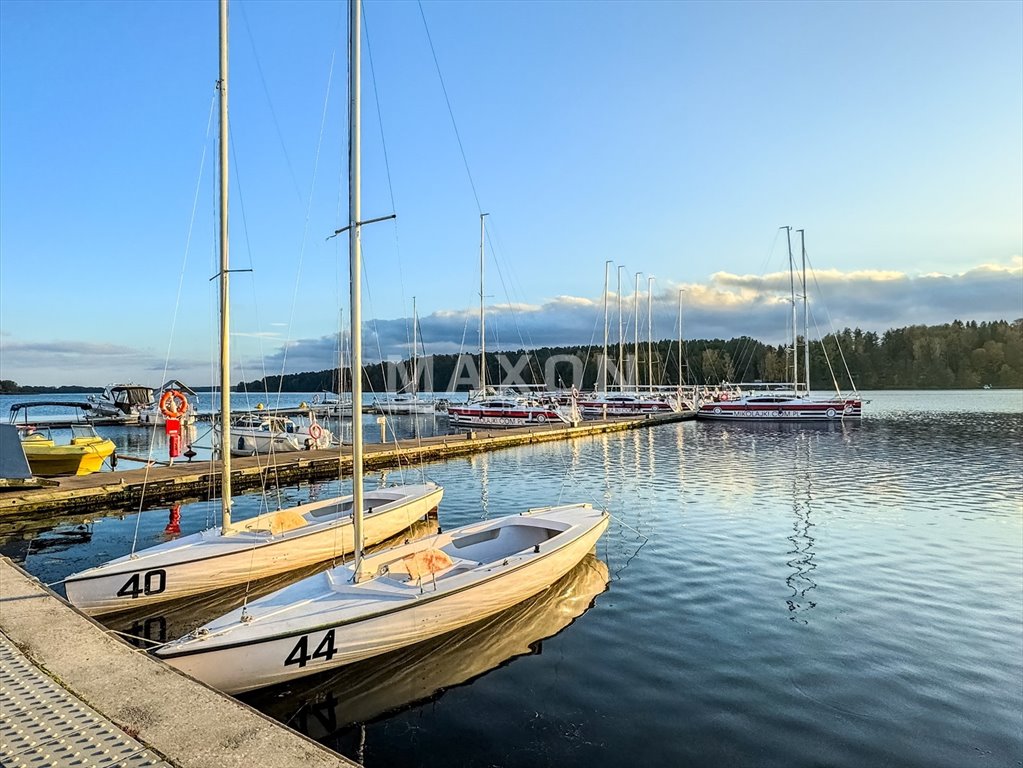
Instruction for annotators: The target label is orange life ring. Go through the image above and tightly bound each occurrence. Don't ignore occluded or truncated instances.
[159,390,189,418]
[308,423,324,441]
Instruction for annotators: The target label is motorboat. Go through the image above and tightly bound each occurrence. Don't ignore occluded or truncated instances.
[219,412,333,456]
[8,402,116,476]
[86,383,154,423]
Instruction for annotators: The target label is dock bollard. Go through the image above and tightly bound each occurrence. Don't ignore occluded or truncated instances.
[376,416,386,442]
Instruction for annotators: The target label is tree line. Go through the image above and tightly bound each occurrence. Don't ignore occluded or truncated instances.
[235,319,1021,393]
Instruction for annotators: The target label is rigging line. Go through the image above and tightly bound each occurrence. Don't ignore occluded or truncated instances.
[806,250,857,392]
[363,13,412,389]
[237,2,305,205]
[417,0,483,213]
[276,44,339,404]
[130,88,217,555]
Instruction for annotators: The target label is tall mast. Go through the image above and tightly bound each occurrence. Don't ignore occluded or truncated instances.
[411,296,417,396]
[677,289,684,386]
[799,229,810,396]
[601,260,611,393]
[479,213,488,394]
[349,0,364,574]
[633,272,640,389]
[617,265,624,392]
[784,225,797,392]
[647,275,654,389]
[217,0,232,532]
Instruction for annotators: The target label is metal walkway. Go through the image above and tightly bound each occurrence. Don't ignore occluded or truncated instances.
[0,632,171,768]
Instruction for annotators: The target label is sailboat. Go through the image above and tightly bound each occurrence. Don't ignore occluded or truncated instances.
[445,214,578,429]
[62,0,442,616]
[696,227,863,421]
[154,0,608,694]
[372,297,436,415]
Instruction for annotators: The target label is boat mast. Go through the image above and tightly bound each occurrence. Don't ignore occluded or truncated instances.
[633,272,640,389]
[350,0,365,574]
[601,260,611,394]
[411,296,417,397]
[677,289,684,386]
[217,0,232,532]
[784,225,798,394]
[647,275,654,389]
[479,212,488,394]
[799,229,810,396]
[617,265,624,392]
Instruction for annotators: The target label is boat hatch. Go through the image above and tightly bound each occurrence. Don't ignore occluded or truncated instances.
[447,524,560,562]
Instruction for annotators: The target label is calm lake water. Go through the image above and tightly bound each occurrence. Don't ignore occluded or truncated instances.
[2,390,1021,768]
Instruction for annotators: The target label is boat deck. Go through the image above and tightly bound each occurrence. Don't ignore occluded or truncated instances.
[0,412,694,518]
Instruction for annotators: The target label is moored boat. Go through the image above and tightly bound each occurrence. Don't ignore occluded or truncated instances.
[86,383,154,423]
[447,394,576,428]
[155,503,608,693]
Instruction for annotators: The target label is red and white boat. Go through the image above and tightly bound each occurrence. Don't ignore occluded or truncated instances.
[447,395,577,429]
[697,390,862,421]
[578,391,685,419]
[697,227,864,423]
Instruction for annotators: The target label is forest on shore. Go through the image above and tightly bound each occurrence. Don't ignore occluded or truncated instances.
[236,319,1022,394]
[2,319,1019,394]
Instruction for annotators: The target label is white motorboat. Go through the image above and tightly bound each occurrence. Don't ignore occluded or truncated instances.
[220,412,332,456]
[86,383,154,423]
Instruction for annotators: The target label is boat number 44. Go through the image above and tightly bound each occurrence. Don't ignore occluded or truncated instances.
[285,629,339,668]
[116,569,167,599]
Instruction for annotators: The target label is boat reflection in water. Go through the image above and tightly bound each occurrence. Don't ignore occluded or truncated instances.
[244,552,609,738]
[102,518,441,649]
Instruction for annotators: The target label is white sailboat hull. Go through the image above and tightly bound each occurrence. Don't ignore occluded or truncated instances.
[156,504,609,693]
[64,483,443,615]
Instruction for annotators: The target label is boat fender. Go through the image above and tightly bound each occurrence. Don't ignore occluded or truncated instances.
[720,393,729,402]
[308,423,324,441]
[159,390,189,418]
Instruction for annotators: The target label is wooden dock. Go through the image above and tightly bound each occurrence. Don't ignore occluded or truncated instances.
[0,413,693,518]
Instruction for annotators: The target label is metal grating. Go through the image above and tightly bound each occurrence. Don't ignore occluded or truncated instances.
[0,632,172,767]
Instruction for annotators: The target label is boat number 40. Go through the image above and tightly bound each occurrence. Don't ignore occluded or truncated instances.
[285,629,339,668]
[116,569,167,599]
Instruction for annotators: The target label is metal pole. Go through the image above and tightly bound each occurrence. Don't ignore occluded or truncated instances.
[678,289,684,386]
[217,0,232,532]
[601,260,611,393]
[350,0,364,574]
[617,266,624,392]
[647,276,654,389]
[479,213,488,394]
[799,229,810,396]
[784,226,797,392]
[633,272,641,389]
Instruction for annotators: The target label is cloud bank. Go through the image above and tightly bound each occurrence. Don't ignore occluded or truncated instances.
[3,259,1019,386]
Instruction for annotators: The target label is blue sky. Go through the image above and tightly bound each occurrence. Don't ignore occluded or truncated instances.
[1,0,1020,387]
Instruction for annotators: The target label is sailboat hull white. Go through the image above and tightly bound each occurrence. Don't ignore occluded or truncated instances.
[156,504,609,694]
[63,484,443,615]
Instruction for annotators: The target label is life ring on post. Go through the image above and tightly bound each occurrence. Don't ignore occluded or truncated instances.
[159,390,188,418]
[308,423,324,441]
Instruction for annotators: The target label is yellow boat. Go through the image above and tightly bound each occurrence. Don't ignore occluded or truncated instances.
[9,401,117,477]
[20,428,115,477]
